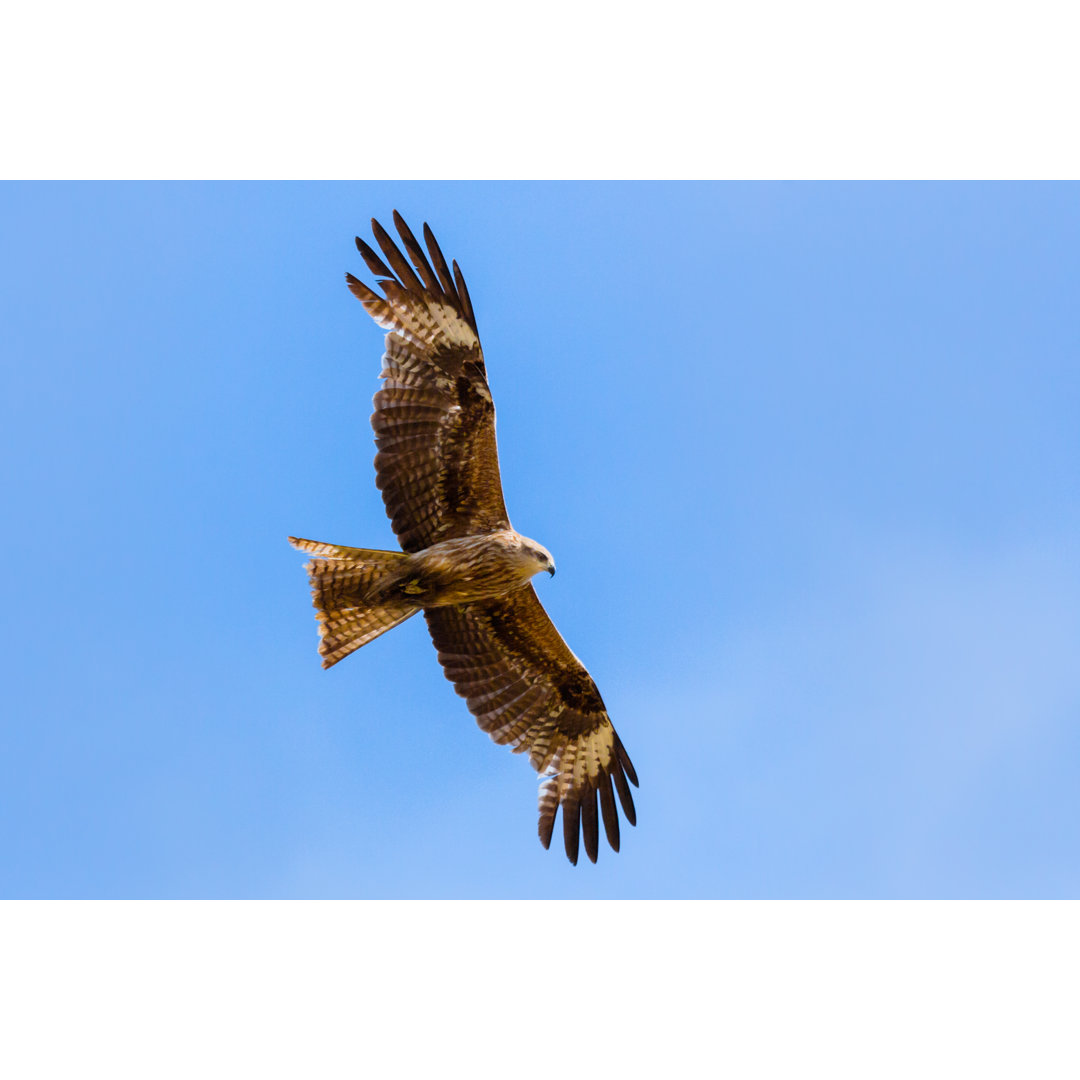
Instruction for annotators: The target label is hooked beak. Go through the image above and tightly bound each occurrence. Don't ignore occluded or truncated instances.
[547,564,556,577]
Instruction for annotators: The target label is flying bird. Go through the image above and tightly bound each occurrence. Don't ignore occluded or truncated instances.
[289,212,638,864]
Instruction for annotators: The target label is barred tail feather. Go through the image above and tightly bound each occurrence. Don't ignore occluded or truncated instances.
[287,537,419,668]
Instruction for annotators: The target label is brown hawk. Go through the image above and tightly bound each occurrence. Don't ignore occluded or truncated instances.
[289,212,638,864]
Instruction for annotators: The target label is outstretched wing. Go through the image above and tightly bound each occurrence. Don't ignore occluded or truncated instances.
[346,212,510,554]
[424,587,639,865]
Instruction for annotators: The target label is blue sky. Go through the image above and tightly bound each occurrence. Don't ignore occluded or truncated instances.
[2,182,1078,898]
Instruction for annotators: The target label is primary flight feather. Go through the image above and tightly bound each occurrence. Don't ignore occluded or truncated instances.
[289,212,638,864]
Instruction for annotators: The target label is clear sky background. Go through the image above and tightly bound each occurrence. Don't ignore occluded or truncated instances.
[2,181,1078,899]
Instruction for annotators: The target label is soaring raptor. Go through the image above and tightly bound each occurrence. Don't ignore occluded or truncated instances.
[289,213,638,864]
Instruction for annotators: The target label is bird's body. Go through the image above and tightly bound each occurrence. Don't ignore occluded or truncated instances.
[396,530,556,607]
[291,530,552,626]
[290,213,638,864]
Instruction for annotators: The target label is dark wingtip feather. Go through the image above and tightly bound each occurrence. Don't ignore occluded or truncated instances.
[392,210,443,297]
[355,237,394,280]
[539,809,555,850]
[562,800,581,866]
[611,762,637,827]
[599,773,620,852]
[371,216,423,293]
[423,222,457,299]
[581,785,599,863]
[345,272,378,304]
[616,735,639,787]
[452,259,476,330]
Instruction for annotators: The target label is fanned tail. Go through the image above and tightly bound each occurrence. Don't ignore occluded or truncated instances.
[288,537,419,668]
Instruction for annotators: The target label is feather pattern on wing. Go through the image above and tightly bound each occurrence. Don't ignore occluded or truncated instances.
[424,585,639,864]
[346,211,509,554]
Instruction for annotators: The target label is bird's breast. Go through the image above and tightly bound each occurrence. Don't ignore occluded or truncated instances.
[403,533,535,607]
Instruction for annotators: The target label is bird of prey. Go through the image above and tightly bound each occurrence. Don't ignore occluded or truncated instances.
[289,212,638,864]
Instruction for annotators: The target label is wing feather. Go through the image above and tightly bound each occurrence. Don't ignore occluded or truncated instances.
[349,214,509,553]
[598,774,620,852]
[424,585,639,865]
[423,222,460,305]
[580,784,599,864]
[354,236,395,280]
[371,217,425,293]
[452,259,475,328]
[392,210,446,299]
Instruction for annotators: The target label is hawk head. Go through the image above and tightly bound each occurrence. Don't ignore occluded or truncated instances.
[522,539,556,578]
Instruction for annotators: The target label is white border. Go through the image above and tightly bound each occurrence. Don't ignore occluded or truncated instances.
[2,902,1077,1077]
[3,1,1079,177]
